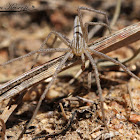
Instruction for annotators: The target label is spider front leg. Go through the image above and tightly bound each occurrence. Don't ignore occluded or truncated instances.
[89,48,140,81]
[0,32,71,67]
[77,6,110,42]
[84,22,111,43]
[31,31,71,68]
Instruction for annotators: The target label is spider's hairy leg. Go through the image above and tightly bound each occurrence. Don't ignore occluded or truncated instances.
[19,51,72,139]
[84,22,111,89]
[77,6,110,42]
[77,6,110,26]
[87,48,140,124]
[0,50,42,67]
[0,48,70,67]
[32,31,71,68]
[84,22,111,42]
[0,32,70,67]
[88,48,140,81]
[84,49,109,131]
[0,31,71,67]
[84,21,111,89]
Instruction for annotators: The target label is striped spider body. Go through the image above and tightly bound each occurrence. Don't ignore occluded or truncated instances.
[71,16,87,56]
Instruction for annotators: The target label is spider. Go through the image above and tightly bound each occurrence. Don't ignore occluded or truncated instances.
[2,7,140,136]
[25,7,140,132]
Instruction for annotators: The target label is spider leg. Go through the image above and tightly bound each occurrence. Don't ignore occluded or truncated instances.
[84,49,109,131]
[0,48,70,67]
[31,31,71,68]
[88,48,140,81]
[84,21,111,89]
[84,22,111,43]
[77,6,110,42]
[0,50,43,67]
[84,21,111,88]
[0,31,71,67]
[19,51,72,139]
[87,48,140,120]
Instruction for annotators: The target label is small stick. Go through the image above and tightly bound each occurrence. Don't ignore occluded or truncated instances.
[59,102,68,120]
